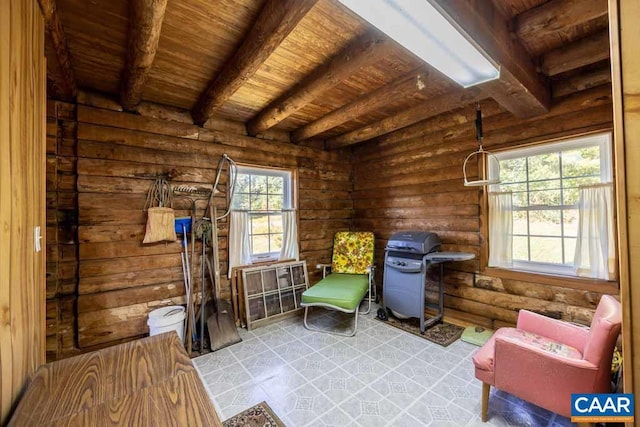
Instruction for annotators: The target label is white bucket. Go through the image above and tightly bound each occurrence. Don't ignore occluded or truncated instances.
[147,306,186,343]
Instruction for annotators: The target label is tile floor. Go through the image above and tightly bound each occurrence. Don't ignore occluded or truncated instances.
[194,305,576,426]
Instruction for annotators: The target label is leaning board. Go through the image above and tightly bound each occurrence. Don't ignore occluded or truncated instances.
[241,260,309,330]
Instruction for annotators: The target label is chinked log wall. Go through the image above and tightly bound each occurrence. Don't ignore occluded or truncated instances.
[352,83,619,329]
[45,93,353,356]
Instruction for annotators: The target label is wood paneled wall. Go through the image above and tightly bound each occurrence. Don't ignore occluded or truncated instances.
[0,0,46,423]
[610,0,640,416]
[45,93,353,352]
[352,83,618,329]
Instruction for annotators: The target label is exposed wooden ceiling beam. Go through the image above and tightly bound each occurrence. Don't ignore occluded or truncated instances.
[291,68,431,143]
[542,30,610,76]
[431,0,550,118]
[325,87,484,149]
[491,0,547,20]
[38,0,77,101]
[373,99,504,147]
[515,0,608,45]
[246,31,394,136]
[552,64,611,98]
[120,0,168,110]
[192,0,319,126]
[355,85,611,162]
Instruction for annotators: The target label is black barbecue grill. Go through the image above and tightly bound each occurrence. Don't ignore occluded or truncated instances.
[381,231,475,333]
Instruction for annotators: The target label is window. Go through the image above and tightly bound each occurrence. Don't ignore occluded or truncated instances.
[231,166,293,260]
[488,133,612,276]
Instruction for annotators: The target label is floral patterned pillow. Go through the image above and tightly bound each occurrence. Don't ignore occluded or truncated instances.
[331,231,375,275]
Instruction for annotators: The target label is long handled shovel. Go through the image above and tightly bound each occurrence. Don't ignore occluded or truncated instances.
[206,206,241,351]
[205,257,241,351]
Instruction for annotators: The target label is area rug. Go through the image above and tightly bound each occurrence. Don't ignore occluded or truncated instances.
[375,315,464,347]
[222,401,286,427]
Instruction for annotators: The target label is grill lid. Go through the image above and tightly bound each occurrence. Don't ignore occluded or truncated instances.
[385,231,441,255]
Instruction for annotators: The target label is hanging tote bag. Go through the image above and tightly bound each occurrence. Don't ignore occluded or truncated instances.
[142,179,177,244]
[143,206,177,243]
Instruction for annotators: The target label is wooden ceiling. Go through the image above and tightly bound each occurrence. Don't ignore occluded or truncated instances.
[41,0,611,149]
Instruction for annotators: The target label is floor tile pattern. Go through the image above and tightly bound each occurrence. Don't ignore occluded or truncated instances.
[194,305,576,426]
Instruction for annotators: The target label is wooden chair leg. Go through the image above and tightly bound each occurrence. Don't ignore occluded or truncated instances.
[481,382,490,422]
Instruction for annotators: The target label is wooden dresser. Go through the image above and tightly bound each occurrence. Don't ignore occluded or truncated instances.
[8,333,222,426]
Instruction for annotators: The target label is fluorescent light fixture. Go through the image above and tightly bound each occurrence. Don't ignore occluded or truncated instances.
[337,0,500,87]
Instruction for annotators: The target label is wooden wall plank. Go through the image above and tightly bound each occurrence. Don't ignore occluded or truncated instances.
[79,268,184,295]
[610,0,640,417]
[78,282,186,313]
[0,0,46,422]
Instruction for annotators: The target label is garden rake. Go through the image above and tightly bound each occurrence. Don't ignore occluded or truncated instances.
[173,184,212,354]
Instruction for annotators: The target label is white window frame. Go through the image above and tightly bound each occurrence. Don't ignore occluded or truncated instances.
[232,165,293,262]
[488,132,612,276]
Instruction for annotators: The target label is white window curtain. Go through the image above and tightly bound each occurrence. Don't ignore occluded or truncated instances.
[488,191,513,268]
[228,210,252,278]
[574,183,615,280]
[279,209,299,261]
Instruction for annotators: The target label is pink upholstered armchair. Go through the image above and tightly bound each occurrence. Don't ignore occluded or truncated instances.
[473,295,622,421]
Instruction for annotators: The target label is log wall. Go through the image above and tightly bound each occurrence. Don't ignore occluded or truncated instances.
[44,93,353,353]
[353,83,619,329]
[45,100,80,362]
[44,84,620,356]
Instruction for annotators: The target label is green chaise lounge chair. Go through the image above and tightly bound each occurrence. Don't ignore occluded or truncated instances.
[301,231,375,336]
